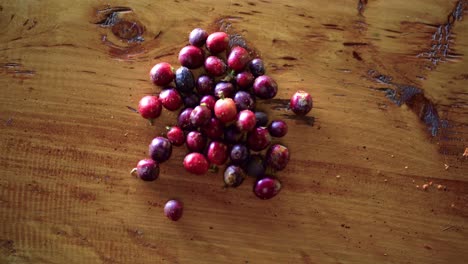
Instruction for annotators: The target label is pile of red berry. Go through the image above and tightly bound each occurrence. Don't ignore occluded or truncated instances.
[131,28,313,221]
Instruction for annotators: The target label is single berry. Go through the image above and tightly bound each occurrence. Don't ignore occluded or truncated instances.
[190,104,211,127]
[159,88,182,111]
[150,62,175,86]
[254,111,269,127]
[206,141,228,165]
[236,110,256,132]
[266,144,290,171]
[253,75,278,99]
[254,177,281,200]
[186,131,207,153]
[227,46,250,72]
[138,95,162,119]
[268,120,288,137]
[175,66,195,93]
[214,82,236,99]
[201,117,224,140]
[234,91,255,111]
[149,137,172,163]
[183,153,209,175]
[200,95,216,110]
[224,124,243,144]
[178,108,195,131]
[183,93,200,108]
[189,28,208,47]
[205,56,227,77]
[214,97,237,123]
[246,154,266,178]
[249,58,265,77]
[178,45,204,69]
[230,144,250,165]
[236,72,254,90]
[196,75,214,95]
[133,159,159,181]
[164,199,183,221]
[224,165,246,187]
[290,90,313,116]
[166,126,185,146]
[247,127,271,151]
[206,32,229,54]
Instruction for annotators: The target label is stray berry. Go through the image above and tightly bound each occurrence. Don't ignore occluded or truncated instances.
[164,199,183,221]
[268,120,288,137]
[290,90,313,116]
[149,137,172,163]
[138,95,162,120]
[254,177,281,200]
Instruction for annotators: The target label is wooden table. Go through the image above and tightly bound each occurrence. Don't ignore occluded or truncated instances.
[1,0,467,263]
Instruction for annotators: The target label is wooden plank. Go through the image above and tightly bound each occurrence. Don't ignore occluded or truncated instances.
[0,0,467,263]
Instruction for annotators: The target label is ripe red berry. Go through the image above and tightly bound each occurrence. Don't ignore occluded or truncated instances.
[290,90,313,116]
[254,177,281,200]
[200,95,216,110]
[164,199,183,221]
[234,91,255,111]
[253,75,278,99]
[166,126,185,146]
[190,104,211,127]
[196,75,214,95]
[186,131,207,152]
[249,58,265,77]
[214,97,237,123]
[159,88,182,111]
[178,45,204,69]
[268,120,288,137]
[201,117,224,140]
[150,62,174,86]
[178,108,195,131]
[236,110,256,132]
[214,82,235,99]
[266,144,290,171]
[134,159,159,181]
[206,141,228,165]
[228,46,250,72]
[205,56,227,77]
[183,153,209,175]
[138,95,162,119]
[247,127,271,151]
[206,32,229,54]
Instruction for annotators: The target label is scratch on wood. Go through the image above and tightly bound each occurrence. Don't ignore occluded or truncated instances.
[416,0,466,66]
[358,0,368,16]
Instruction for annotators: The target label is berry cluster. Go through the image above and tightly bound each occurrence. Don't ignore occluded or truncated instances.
[132,28,313,221]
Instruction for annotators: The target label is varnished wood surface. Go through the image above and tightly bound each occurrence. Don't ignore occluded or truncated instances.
[1,0,467,263]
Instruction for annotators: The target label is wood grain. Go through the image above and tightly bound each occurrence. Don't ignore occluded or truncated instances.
[1,0,467,263]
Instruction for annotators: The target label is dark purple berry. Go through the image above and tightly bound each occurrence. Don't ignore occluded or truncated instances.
[189,28,208,47]
[178,108,195,131]
[224,165,246,187]
[268,120,288,137]
[249,58,265,77]
[134,159,159,181]
[230,144,250,165]
[246,154,266,178]
[183,93,200,108]
[253,75,277,99]
[234,91,255,111]
[196,75,214,95]
[175,66,195,93]
[201,117,224,140]
[214,82,235,99]
[149,137,172,163]
[255,111,269,127]
[224,125,243,144]
[164,199,183,221]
